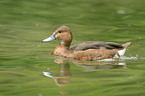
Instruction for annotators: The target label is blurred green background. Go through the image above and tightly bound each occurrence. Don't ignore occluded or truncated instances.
[0,0,145,96]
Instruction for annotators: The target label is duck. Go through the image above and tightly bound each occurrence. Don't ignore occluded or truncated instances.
[42,26,131,61]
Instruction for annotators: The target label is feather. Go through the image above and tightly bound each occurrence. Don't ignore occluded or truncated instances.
[70,41,124,51]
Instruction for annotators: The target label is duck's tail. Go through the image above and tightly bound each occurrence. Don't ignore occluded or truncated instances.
[114,42,131,58]
[122,42,131,48]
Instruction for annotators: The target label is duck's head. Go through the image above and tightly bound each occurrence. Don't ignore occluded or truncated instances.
[42,26,72,46]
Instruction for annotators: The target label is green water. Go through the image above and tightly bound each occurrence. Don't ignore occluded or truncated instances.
[0,0,145,96]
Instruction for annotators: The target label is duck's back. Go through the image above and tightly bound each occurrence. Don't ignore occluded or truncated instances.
[69,41,130,61]
[70,41,124,51]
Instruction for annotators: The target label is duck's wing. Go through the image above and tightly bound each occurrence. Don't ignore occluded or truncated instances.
[70,41,124,51]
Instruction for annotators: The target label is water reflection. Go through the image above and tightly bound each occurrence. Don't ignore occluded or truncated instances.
[73,60,127,72]
[54,59,71,86]
[43,59,71,86]
[43,58,127,86]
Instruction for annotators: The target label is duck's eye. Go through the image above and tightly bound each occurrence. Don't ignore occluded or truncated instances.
[58,31,62,33]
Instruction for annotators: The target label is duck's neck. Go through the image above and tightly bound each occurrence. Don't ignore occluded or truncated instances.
[53,40,72,56]
[60,40,71,48]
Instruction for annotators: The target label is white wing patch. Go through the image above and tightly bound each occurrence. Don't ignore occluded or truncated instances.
[118,48,126,56]
[114,48,127,58]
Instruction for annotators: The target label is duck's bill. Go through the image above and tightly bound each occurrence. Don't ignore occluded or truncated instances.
[42,32,56,42]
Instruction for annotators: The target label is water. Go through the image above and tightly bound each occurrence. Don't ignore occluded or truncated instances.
[0,0,145,96]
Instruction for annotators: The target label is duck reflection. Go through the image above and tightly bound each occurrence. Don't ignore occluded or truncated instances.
[72,60,127,72]
[54,59,71,86]
[43,59,71,86]
[43,58,127,86]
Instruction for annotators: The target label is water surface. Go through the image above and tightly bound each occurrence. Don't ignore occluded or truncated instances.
[0,0,145,96]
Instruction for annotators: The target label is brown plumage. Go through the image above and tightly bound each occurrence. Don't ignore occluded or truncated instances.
[42,26,131,61]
